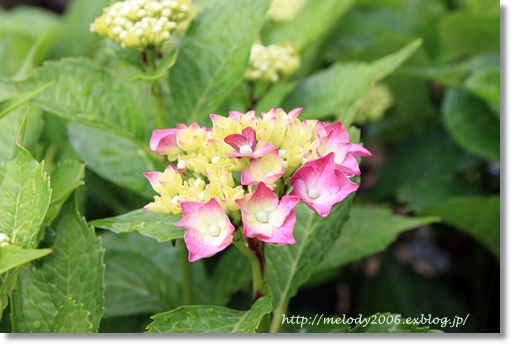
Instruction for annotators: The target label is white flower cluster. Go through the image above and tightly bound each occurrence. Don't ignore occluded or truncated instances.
[90,0,192,50]
[244,42,300,83]
[266,0,305,22]
[355,84,394,124]
[0,233,9,248]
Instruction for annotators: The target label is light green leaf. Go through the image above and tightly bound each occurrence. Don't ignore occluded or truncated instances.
[12,58,154,140]
[0,245,52,275]
[11,197,104,332]
[423,195,499,259]
[442,88,500,162]
[90,209,183,242]
[67,122,157,199]
[0,148,51,249]
[439,13,499,58]
[264,0,354,48]
[12,31,59,80]
[465,0,500,16]
[282,39,422,119]
[316,206,440,272]
[0,82,52,120]
[266,196,353,333]
[99,231,209,318]
[464,66,500,107]
[52,0,110,58]
[0,6,61,39]
[49,299,94,333]
[167,0,271,125]
[146,295,272,333]
[44,160,85,224]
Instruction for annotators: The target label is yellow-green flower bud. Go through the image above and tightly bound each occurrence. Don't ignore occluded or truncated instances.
[267,0,305,22]
[244,41,300,83]
[354,83,394,125]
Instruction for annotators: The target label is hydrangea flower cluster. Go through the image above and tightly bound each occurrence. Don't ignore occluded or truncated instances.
[267,0,305,22]
[90,0,192,50]
[244,41,300,83]
[145,108,370,261]
[354,83,394,125]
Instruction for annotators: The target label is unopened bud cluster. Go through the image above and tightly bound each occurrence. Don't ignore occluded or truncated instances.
[0,233,10,248]
[267,0,305,22]
[354,84,394,125]
[90,0,192,50]
[244,41,300,82]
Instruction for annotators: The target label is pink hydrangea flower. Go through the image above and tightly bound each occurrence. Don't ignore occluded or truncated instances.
[175,198,235,262]
[224,127,276,158]
[241,148,285,187]
[289,152,358,217]
[149,127,184,160]
[236,182,299,245]
[315,121,371,176]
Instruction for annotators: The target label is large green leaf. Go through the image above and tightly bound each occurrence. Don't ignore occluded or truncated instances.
[0,148,51,249]
[67,122,157,199]
[423,196,499,259]
[167,0,271,125]
[263,0,354,48]
[0,245,52,275]
[439,12,499,58]
[281,39,422,119]
[11,197,104,332]
[146,295,272,333]
[463,66,500,107]
[266,196,353,333]
[44,160,85,224]
[48,299,94,333]
[315,206,439,272]
[99,231,209,318]
[442,88,500,162]
[90,209,183,242]
[0,83,52,120]
[12,58,154,140]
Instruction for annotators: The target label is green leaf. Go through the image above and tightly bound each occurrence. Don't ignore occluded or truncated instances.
[463,66,500,107]
[210,246,252,305]
[52,0,110,58]
[281,312,440,333]
[266,196,353,333]
[132,49,179,82]
[0,148,51,249]
[167,0,272,125]
[423,196,499,259]
[11,31,59,80]
[44,160,85,224]
[90,209,184,242]
[49,299,94,333]
[10,197,104,332]
[0,6,61,40]
[263,0,354,48]
[0,82,52,120]
[12,58,154,140]
[315,206,440,272]
[0,245,52,275]
[146,295,272,333]
[282,39,422,119]
[465,0,500,16]
[442,88,500,162]
[67,122,157,199]
[99,231,209,318]
[439,13,499,58]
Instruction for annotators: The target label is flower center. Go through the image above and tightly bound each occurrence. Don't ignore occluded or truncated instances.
[256,211,269,223]
[209,225,220,237]
[307,188,320,199]
[239,145,253,154]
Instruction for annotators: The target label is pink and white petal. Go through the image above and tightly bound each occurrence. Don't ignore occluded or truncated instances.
[337,154,361,176]
[184,230,232,262]
[241,127,257,149]
[289,165,317,189]
[262,212,296,245]
[243,221,274,239]
[288,108,303,120]
[247,182,279,213]
[149,129,177,153]
[224,133,247,151]
[268,196,300,228]
[348,143,371,157]
[144,172,163,191]
[253,141,277,157]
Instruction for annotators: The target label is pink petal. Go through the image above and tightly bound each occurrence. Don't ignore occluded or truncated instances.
[348,143,372,157]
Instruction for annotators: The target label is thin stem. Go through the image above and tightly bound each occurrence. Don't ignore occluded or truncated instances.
[178,239,194,305]
[144,48,168,129]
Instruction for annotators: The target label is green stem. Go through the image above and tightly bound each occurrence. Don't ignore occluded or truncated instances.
[178,239,194,305]
[145,48,167,129]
